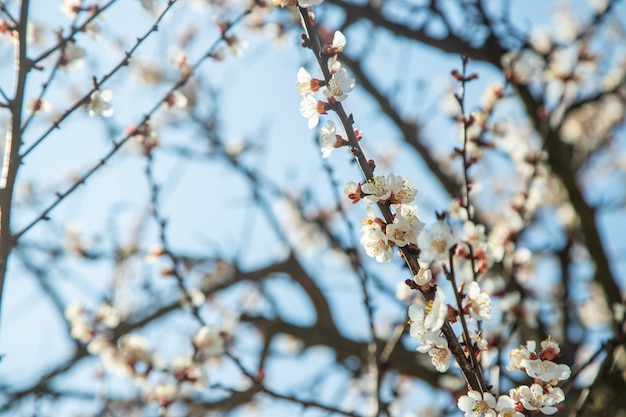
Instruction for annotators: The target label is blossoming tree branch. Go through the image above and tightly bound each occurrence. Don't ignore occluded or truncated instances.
[0,0,624,416]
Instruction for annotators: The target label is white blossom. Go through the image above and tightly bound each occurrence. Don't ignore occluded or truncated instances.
[193,326,225,358]
[95,303,120,328]
[118,334,152,364]
[428,345,452,372]
[360,227,393,263]
[385,215,416,247]
[361,175,392,204]
[510,384,563,415]
[323,69,355,102]
[457,390,497,417]
[466,281,493,321]
[319,120,338,158]
[296,67,315,97]
[88,89,114,118]
[300,94,323,129]
[60,0,81,18]
[329,31,346,53]
[417,220,455,263]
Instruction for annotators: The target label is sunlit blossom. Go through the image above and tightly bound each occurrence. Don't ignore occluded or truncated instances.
[457,390,497,417]
[323,68,355,102]
[319,120,339,158]
[466,281,493,321]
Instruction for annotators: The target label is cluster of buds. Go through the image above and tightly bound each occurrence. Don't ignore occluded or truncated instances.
[458,337,570,416]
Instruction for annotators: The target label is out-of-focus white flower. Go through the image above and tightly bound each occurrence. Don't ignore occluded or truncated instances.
[60,0,81,18]
[469,331,488,351]
[118,334,152,364]
[27,98,52,115]
[193,326,225,358]
[457,390,497,417]
[140,0,155,12]
[225,35,248,57]
[65,301,84,321]
[501,50,544,85]
[95,303,120,328]
[84,21,101,40]
[88,89,114,117]
[428,345,452,372]
[61,41,86,71]
[480,82,504,111]
[396,281,414,301]
[530,26,552,54]
[417,220,455,263]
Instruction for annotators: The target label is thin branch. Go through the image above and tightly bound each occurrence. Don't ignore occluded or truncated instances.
[298,5,487,393]
[12,3,257,242]
[0,0,30,334]
[21,0,180,159]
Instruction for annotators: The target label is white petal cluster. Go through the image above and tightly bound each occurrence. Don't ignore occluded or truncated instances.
[295,31,355,130]
[352,174,422,262]
[509,384,565,415]
[501,337,570,415]
[360,173,416,205]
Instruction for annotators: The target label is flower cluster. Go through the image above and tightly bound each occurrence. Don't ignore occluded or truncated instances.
[408,287,451,372]
[65,301,228,407]
[457,336,570,417]
[344,173,426,263]
[297,30,354,129]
